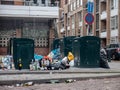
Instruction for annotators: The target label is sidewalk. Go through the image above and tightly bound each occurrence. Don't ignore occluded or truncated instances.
[0,61,120,85]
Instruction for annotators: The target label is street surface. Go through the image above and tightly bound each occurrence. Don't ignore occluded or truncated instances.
[0,77,120,90]
[0,61,120,90]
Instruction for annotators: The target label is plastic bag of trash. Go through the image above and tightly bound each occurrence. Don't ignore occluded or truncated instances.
[69,60,74,67]
[65,79,76,83]
[48,48,61,60]
[67,52,74,61]
[60,57,70,69]
[51,61,61,70]
[47,52,54,59]
[34,54,43,61]
[100,48,110,69]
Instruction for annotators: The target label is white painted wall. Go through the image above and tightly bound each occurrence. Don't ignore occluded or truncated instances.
[100,11,107,20]
[60,28,65,33]
[0,5,58,18]
[100,29,118,38]
[67,26,70,30]
[100,32,107,38]
[111,29,118,37]
[79,21,82,26]
[111,9,118,17]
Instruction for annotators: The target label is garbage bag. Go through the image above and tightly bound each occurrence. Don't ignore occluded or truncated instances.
[60,57,70,69]
[34,54,43,61]
[100,48,110,69]
[100,59,110,69]
[51,62,61,70]
[48,48,61,60]
[47,52,54,59]
[67,52,74,61]
[69,60,74,67]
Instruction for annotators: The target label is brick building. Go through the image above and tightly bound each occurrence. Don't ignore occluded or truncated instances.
[58,0,88,38]
[0,0,59,55]
[58,0,120,47]
[93,0,120,47]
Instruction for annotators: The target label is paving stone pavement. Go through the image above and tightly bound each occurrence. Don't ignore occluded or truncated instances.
[0,61,120,85]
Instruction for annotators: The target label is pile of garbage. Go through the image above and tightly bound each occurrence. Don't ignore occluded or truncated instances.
[0,48,75,71]
[30,48,75,70]
[0,55,15,70]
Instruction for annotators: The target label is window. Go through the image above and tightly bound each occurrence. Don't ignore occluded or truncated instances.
[110,16,118,30]
[71,3,73,11]
[115,0,118,8]
[111,0,118,10]
[67,18,70,26]
[33,0,37,4]
[79,0,82,6]
[23,22,49,47]
[0,20,16,47]
[79,11,82,22]
[96,14,99,29]
[42,0,45,4]
[111,0,114,9]
[73,2,76,10]
[65,0,68,4]
[68,0,71,4]
[72,2,74,11]
[1,0,14,5]
[78,27,81,36]
[110,37,118,44]
[61,22,64,28]
[77,0,79,7]
[72,16,74,24]
[72,29,75,36]
[96,0,99,12]
[116,16,118,29]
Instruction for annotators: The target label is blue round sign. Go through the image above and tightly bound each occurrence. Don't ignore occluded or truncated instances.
[85,13,94,25]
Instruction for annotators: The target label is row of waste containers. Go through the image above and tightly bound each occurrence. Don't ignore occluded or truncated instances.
[52,36,100,68]
[8,36,101,69]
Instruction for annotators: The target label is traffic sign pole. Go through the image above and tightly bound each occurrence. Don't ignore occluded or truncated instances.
[85,0,94,35]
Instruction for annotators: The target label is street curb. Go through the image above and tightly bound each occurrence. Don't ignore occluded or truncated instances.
[0,70,120,75]
[0,74,120,86]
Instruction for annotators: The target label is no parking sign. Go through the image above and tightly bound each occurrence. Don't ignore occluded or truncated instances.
[85,13,94,25]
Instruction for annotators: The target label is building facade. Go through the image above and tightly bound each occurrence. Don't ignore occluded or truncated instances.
[94,0,120,47]
[0,0,59,55]
[58,0,120,47]
[58,0,88,38]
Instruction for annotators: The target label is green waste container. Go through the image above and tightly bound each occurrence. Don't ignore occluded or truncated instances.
[10,38,34,69]
[60,36,76,57]
[52,38,61,50]
[73,36,100,67]
[72,37,80,67]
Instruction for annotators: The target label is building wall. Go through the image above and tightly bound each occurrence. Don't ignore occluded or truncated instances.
[59,0,120,46]
[0,0,59,55]
[94,0,119,46]
[0,48,7,55]
[106,0,110,45]
[118,0,120,42]
[58,0,88,38]
[0,18,56,55]
[34,48,49,56]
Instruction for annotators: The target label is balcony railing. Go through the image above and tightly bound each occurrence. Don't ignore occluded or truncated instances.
[0,0,59,7]
[100,0,106,3]
[101,11,107,20]
[101,29,106,32]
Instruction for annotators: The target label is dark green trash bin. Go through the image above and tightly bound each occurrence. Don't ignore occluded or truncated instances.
[60,36,76,57]
[52,38,61,50]
[10,38,34,69]
[73,36,100,67]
